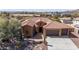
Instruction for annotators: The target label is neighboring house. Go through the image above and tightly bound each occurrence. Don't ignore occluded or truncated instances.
[60,17,73,24]
[60,17,79,34]
[73,18,79,25]
[74,24,79,34]
[21,17,74,39]
[60,17,79,25]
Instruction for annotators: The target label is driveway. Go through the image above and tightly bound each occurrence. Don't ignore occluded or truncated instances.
[46,36,78,50]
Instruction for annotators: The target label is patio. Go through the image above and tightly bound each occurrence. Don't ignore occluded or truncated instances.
[46,36,78,50]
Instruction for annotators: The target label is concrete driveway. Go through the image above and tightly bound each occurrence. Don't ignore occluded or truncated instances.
[46,36,78,50]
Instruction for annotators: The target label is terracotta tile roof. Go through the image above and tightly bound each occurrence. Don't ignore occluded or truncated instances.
[21,17,74,29]
[21,19,35,27]
[21,17,52,27]
[44,21,74,29]
[31,17,52,24]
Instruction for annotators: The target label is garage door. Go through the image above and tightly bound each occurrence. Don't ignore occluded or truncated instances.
[62,29,68,35]
[46,30,59,36]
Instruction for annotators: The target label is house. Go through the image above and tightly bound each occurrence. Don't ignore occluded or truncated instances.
[60,17,79,34]
[73,18,79,25]
[72,18,79,34]
[74,24,79,34]
[21,17,74,39]
[60,17,79,25]
[60,17,73,24]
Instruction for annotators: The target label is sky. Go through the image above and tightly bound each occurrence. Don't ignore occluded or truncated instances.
[0,9,74,12]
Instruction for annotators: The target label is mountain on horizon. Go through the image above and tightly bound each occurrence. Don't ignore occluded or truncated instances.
[0,9,74,12]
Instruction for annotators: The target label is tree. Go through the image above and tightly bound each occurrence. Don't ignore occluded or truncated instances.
[8,18,21,40]
[0,17,21,42]
[72,13,79,18]
[0,17,9,41]
[50,14,61,22]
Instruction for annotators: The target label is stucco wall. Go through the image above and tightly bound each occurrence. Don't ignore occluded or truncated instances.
[69,32,79,48]
[22,25,33,37]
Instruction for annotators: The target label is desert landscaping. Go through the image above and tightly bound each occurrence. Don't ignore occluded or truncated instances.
[0,9,79,50]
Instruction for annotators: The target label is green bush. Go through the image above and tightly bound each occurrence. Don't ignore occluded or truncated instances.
[0,17,21,41]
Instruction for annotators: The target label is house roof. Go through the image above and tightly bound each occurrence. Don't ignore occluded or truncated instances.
[21,17,74,30]
[21,17,52,27]
[21,19,35,27]
[44,21,74,30]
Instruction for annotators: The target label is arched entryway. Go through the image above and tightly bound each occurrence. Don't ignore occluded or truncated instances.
[36,21,47,33]
[33,25,37,37]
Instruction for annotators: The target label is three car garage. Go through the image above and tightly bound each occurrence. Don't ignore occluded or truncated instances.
[43,22,74,39]
[21,17,74,39]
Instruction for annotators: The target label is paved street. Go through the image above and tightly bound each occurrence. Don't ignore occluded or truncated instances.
[46,36,78,50]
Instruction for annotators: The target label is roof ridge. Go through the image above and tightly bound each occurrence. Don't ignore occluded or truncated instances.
[43,22,52,28]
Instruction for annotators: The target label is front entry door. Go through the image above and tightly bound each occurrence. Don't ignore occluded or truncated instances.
[39,27,43,33]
